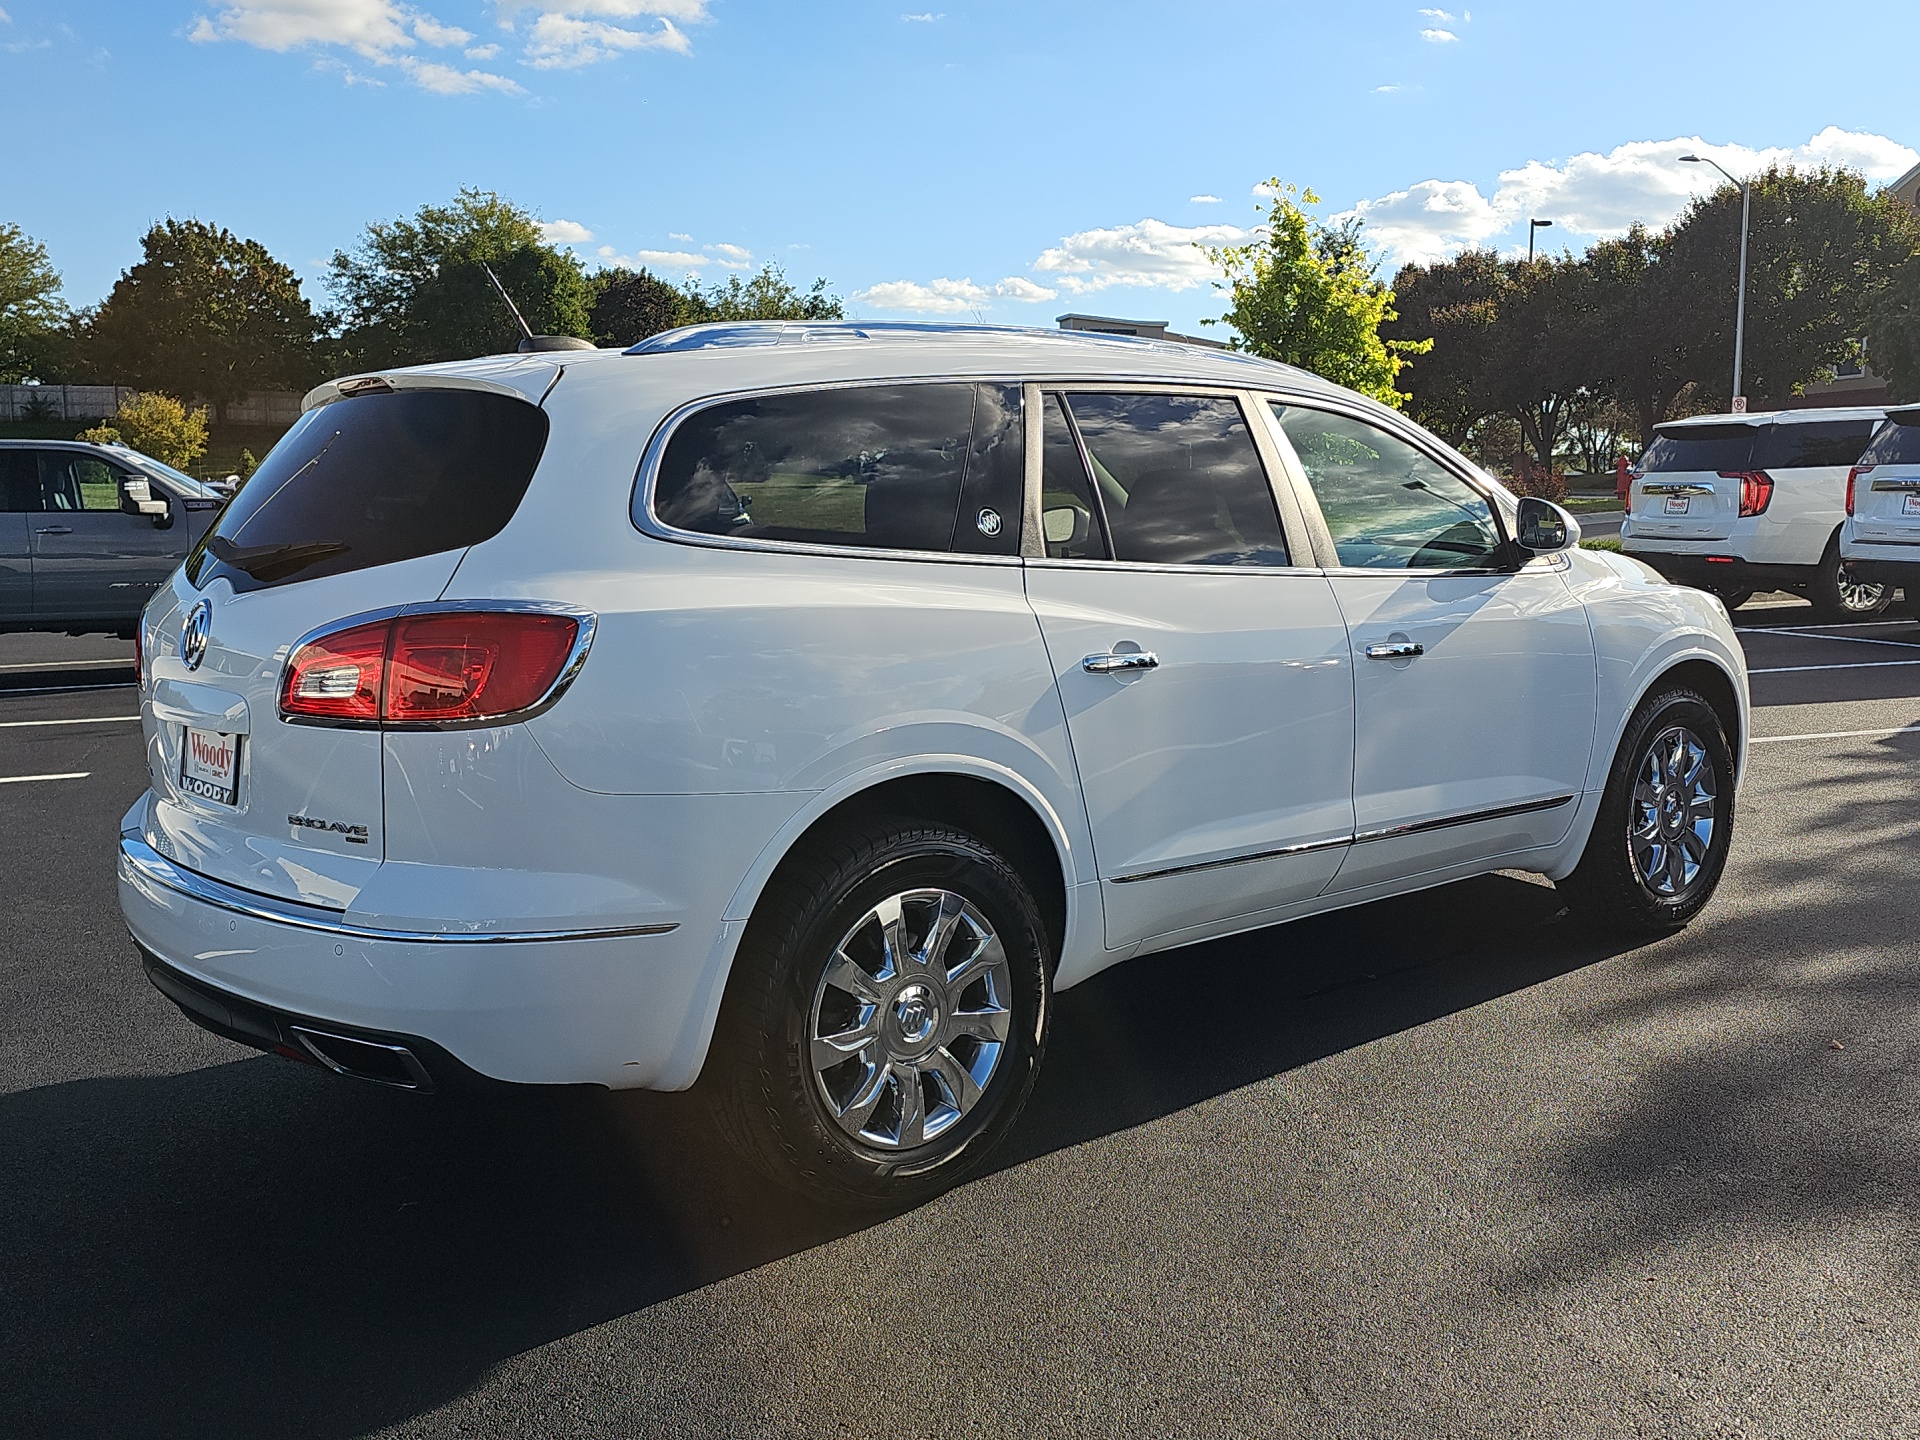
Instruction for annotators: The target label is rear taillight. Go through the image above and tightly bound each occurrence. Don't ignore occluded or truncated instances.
[1721,470,1774,517]
[280,609,587,727]
[1848,465,1872,516]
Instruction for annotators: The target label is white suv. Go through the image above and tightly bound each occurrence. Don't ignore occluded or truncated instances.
[1841,407,1920,606]
[119,323,1748,1206]
[1621,407,1887,616]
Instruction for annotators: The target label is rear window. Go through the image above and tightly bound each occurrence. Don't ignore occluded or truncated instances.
[1859,412,1920,467]
[185,389,548,593]
[648,383,1023,556]
[1641,424,1755,473]
[1752,419,1876,470]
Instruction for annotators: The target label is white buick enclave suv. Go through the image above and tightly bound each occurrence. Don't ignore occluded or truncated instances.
[120,323,1748,1206]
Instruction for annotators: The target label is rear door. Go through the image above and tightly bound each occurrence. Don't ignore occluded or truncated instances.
[1850,410,1920,545]
[1752,417,1878,561]
[1629,423,1754,542]
[0,451,31,621]
[138,384,553,911]
[28,449,184,624]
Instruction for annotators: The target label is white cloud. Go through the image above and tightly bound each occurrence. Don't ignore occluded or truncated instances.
[539,218,594,244]
[464,42,499,57]
[1374,84,1401,93]
[851,274,1062,312]
[902,11,943,19]
[668,231,693,241]
[707,242,752,260]
[0,7,12,21]
[401,56,523,92]
[1342,127,1920,267]
[604,248,711,271]
[411,13,468,44]
[1032,218,1250,294]
[1421,28,1457,42]
[501,0,708,66]
[1190,194,1221,204]
[1417,7,1453,18]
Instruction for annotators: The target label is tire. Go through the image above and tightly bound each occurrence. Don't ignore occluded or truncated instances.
[1810,535,1892,620]
[707,816,1051,1208]
[1563,686,1736,939]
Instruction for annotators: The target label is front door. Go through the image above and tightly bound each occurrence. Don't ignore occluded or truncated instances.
[1264,401,1596,893]
[1024,391,1355,950]
[0,451,32,622]
[27,450,181,625]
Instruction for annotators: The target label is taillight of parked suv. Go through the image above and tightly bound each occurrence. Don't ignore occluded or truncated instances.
[280,608,591,728]
[1847,465,1872,516]
[1719,470,1774,517]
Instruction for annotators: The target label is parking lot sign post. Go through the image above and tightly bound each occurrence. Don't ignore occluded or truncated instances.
[1681,153,1751,411]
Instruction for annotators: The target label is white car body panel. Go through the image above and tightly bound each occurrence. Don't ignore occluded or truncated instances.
[121,326,1750,1092]
[1841,456,1920,563]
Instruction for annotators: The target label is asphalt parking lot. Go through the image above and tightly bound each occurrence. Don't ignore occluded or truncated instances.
[6,595,1920,1440]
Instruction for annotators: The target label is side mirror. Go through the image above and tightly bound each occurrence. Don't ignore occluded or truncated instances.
[119,475,172,524]
[1515,496,1577,555]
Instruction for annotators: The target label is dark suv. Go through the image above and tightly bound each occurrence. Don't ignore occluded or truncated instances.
[1,440,225,636]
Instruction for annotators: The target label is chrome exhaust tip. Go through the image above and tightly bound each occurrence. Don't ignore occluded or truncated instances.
[290,1026,435,1092]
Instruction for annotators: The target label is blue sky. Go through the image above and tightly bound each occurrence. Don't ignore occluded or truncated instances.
[6,1,1918,334]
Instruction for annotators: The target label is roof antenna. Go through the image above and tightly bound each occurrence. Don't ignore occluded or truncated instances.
[481,261,594,353]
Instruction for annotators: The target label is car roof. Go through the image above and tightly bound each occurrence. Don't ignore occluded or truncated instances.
[1657,406,1887,431]
[305,321,1360,412]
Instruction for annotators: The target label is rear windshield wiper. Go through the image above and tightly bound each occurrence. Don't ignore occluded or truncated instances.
[206,535,350,583]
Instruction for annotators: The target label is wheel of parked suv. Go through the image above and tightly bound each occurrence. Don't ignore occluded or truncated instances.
[707,817,1051,1208]
[1810,535,1892,620]
[1564,686,1736,938]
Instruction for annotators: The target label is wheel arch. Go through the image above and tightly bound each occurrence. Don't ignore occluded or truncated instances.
[1651,656,1745,775]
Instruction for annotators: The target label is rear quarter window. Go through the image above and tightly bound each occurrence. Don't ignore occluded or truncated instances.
[185,388,549,593]
[1752,420,1876,470]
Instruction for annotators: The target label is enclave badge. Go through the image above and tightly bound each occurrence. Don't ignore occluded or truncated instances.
[181,599,212,672]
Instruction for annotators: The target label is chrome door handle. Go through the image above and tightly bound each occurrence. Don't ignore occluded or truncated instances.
[1364,641,1424,660]
[1082,651,1160,674]
[35,525,73,535]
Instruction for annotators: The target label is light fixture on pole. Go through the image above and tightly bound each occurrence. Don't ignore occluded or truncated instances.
[1528,218,1553,263]
[1681,153,1751,411]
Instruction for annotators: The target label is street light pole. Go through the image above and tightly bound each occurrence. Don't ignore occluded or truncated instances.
[1528,217,1553,263]
[1681,153,1750,408]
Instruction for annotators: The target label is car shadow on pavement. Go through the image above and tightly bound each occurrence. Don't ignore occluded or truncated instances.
[0,870,1623,1440]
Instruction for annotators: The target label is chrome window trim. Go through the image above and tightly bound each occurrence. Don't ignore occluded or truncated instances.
[120,831,679,943]
[1868,479,1920,493]
[630,375,1029,569]
[1110,834,1350,885]
[276,598,597,732]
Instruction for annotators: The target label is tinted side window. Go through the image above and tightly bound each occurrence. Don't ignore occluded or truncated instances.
[653,383,1018,556]
[1062,393,1288,566]
[186,389,549,593]
[48,454,126,512]
[1753,420,1876,470]
[0,452,43,513]
[1272,403,1501,570]
[1861,416,1920,467]
[1641,425,1755,473]
[1040,394,1106,560]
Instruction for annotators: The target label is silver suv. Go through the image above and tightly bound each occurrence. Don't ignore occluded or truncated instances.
[0,440,225,636]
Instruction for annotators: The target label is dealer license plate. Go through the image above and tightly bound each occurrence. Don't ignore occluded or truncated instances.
[1903,494,1920,516]
[180,727,240,806]
[1663,495,1690,515]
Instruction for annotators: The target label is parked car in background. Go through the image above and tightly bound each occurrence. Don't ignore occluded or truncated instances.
[120,323,1749,1208]
[1840,407,1920,612]
[0,439,226,636]
[1620,407,1888,617]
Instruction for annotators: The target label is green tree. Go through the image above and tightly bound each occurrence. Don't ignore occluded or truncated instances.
[1383,248,1504,444]
[88,219,326,421]
[678,263,844,324]
[77,391,210,471]
[588,266,685,346]
[1205,182,1429,407]
[1870,251,1920,403]
[0,223,67,383]
[329,189,592,367]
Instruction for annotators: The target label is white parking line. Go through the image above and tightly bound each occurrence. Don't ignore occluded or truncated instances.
[1754,628,1920,651]
[0,715,141,728]
[1742,619,1918,632]
[1753,724,1920,745]
[0,682,139,696]
[0,771,91,785]
[0,658,133,672]
[1750,660,1920,674]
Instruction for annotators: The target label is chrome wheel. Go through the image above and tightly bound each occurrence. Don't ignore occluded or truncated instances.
[808,888,1013,1150]
[1630,725,1718,898]
[1837,562,1889,614]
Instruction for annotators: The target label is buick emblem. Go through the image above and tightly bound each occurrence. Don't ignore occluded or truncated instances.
[181,599,212,672]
